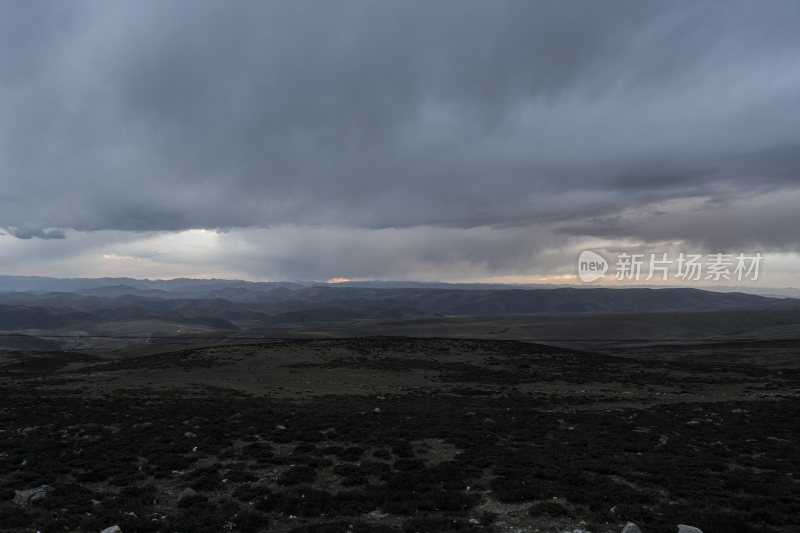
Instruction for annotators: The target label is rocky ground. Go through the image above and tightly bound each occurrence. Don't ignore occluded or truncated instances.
[0,337,798,532]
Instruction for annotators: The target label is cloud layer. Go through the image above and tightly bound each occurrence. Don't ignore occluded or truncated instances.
[1,1,799,280]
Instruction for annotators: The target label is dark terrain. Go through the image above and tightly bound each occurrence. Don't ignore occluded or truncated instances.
[1,337,798,533]
[1,276,798,343]
[1,279,798,532]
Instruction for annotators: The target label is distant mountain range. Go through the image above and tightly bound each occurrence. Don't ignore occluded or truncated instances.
[3,274,798,296]
[0,275,798,333]
[0,275,306,294]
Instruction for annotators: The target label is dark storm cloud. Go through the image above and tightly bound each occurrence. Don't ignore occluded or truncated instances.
[3,226,66,240]
[1,0,799,249]
[559,188,800,252]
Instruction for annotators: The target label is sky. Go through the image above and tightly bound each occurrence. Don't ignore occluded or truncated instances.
[1,1,799,286]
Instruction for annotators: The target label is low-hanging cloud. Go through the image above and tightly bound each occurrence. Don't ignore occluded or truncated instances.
[2,227,66,240]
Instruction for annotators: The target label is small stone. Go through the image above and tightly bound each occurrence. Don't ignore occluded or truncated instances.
[30,491,48,504]
[100,527,122,533]
[677,526,703,533]
[373,407,381,413]
[13,485,54,508]
[365,509,388,520]
[483,417,496,425]
[622,523,642,533]
[179,488,198,501]
[276,424,286,431]
[184,431,197,438]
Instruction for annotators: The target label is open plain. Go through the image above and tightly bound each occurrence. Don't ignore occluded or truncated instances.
[1,337,798,532]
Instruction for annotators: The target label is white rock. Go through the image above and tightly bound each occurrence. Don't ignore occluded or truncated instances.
[677,526,703,533]
[100,527,122,533]
[622,523,643,533]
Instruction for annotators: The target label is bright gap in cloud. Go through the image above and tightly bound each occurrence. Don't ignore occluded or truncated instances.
[1,225,799,289]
